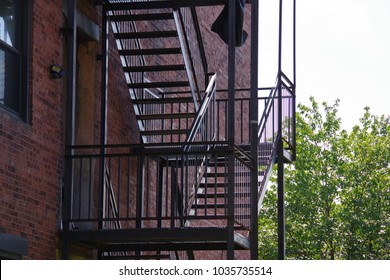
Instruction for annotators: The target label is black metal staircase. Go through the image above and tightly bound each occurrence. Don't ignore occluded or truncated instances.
[61,0,296,260]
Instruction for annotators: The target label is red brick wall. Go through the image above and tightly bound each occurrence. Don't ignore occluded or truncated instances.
[0,0,64,259]
[0,0,141,259]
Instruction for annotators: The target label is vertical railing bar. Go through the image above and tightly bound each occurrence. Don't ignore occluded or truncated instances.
[145,158,150,219]
[88,157,92,220]
[127,156,130,219]
[184,153,189,217]
[78,158,83,220]
[117,157,121,218]
[136,155,143,229]
[180,153,185,226]
[157,160,163,228]
[98,6,108,231]
[165,158,169,218]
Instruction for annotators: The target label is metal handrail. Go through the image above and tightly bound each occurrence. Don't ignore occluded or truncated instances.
[190,7,208,87]
[184,74,217,146]
[256,72,296,211]
[173,10,199,110]
[257,76,279,140]
[102,165,122,230]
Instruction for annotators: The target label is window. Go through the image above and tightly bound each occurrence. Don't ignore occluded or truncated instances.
[0,0,28,119]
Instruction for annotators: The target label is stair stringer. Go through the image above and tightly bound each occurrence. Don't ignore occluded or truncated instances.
[109,8,199,144]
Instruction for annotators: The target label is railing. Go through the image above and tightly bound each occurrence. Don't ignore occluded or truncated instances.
[256,72,296,209]
[185,74,217,145]
[211,73,295,212]
[280,71,296,152]
[65,143,253,230]
[102,165,122,230]
[233,145,253,228]
[214,90,269,145]
[256,81,279,208]
[257,73,295,150]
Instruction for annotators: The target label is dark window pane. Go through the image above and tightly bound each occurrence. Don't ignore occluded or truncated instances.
[0,0,19,48]
[0,48,19,112]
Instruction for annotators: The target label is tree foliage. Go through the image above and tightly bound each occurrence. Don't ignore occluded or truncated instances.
[258,97,390,259]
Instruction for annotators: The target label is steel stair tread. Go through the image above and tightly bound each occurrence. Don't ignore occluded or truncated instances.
[137,112,196,120]
[192,203,251,209]
[115,30,177,39]
[129,81,189,89]
[141,129,190,136]
[101,254,171,260]
[123,64,186,72]
[132,96,194,105]
[199,182,227,188]
[119,48,181,56]
[196,192,250,198]
[110,12,174,22]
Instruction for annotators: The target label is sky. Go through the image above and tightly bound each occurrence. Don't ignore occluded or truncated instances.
[259,0,390,131]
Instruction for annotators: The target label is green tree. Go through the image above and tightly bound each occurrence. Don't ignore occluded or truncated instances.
[258,97,390,259]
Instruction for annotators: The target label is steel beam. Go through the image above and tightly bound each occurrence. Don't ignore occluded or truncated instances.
[98,6,109,231]
[227,0,237,261]
[62,0,77,260]
[68,227,229,243]
[104,240,248,252]
[250,0,259,260]
[277,0,286,260]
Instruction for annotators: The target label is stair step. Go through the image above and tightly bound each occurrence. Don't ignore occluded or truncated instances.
[197,193,227,199]
[197,192,250,199]
[119,48,181,56]
[199,182,226,188]
[132,97,194,105]
[141,129,190,136]
[102,254,171,260]
[123,64,186,72]
[129,81,190,89]
[137,112,196,120]
[207,160,228,167]
[192,203,251,209]
[115,30,177,39]
[192,203,226,209]
[204,171,251,177]
[110,12,174,22]
[204,172,228,178]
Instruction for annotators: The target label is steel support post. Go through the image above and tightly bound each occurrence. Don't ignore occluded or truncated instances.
[62,0,77,260]
[98,6,109,230]
[277,136,285,260]
[227,0,236,260]
[136,155,145,229]
[250,0,259,260]
[292,0,297,161]
[277,0,286,260]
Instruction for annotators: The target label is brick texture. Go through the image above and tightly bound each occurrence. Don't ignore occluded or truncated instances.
[0,0,64,259]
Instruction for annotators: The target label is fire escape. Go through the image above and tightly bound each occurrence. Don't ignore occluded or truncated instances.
[62,0,296,260]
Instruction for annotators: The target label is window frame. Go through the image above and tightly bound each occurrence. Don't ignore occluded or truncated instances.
[0,0,30,122]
